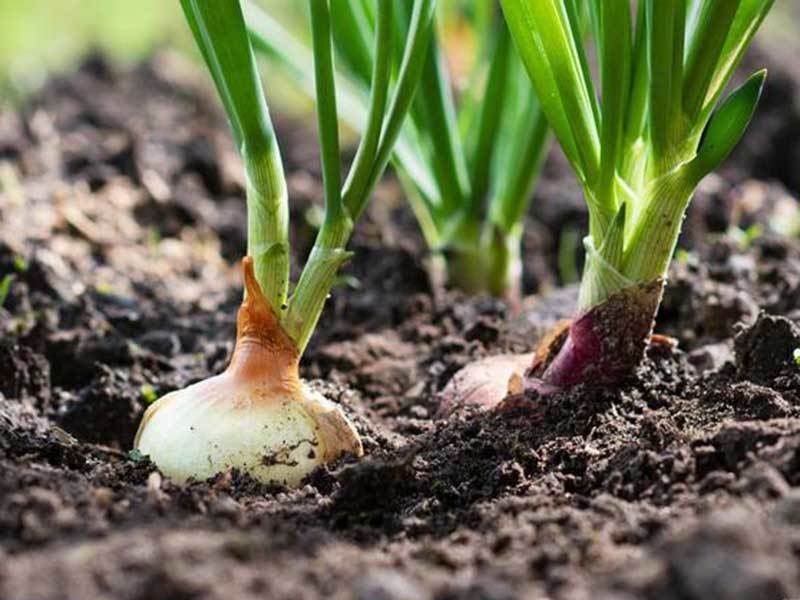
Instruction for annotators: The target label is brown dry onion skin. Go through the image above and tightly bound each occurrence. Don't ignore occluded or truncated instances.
[134,258,363,486]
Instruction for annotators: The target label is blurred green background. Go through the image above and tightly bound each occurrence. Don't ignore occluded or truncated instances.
[0,0,308,102]
[0,0,184,97]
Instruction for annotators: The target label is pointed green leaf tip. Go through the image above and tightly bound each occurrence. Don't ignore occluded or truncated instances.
[692,69,767,178]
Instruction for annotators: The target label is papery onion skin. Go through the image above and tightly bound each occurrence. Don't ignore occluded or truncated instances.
[437,353,533,414]
[134,375,361,486]
[134,258,363,486]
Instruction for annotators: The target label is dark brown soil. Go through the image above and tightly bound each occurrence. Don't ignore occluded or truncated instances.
[2,52,800,600]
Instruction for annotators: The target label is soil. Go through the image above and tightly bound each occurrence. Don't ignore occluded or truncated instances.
[2,50,800,600]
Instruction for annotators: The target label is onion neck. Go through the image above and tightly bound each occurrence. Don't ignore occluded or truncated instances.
[227,257,301,395]
[527,278,664,391]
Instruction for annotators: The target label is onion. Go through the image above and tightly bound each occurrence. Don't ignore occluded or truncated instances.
[134,258,362,486]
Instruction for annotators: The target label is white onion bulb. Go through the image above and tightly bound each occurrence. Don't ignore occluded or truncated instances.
[134,259,363,486]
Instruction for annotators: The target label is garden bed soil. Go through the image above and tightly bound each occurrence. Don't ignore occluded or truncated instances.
[2,53,800,600]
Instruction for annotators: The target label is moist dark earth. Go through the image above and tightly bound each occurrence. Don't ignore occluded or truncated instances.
[2,50,800,600]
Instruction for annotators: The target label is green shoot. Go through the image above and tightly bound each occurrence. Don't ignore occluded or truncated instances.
[181,0,434,353]
[501,0,772,311]
[245,2,551,300]
[495,0,772,389]
[12,255,27,272]
[729,223,764,250]
[0,273,15,307]
[140,384,158,405]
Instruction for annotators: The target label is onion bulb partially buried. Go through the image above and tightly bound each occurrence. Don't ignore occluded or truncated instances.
[134,258,363,486]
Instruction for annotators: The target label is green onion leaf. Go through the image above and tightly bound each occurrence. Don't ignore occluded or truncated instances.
[682,0,740,119]
[691,69,766,179]
[309,0,345,230]
[244,1,439,203]
[413,36,470,217]
[329,0,373,83]
[180,0,290,313]
[699,0,775,119]
[341,0,393,220]
[468,19,512,217]
[646,0,687,171]
[596,0,632,208]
